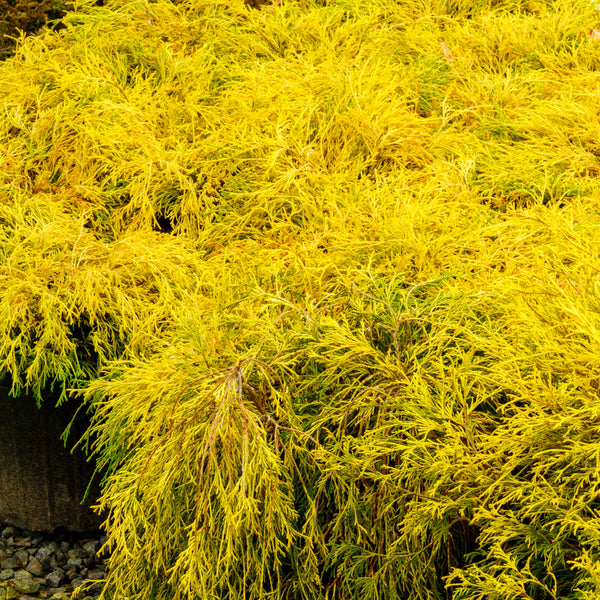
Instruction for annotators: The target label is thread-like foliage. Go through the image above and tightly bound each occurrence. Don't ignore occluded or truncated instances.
[1,0,600,599]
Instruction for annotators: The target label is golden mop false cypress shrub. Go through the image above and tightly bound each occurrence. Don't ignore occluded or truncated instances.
[2,0,600,598]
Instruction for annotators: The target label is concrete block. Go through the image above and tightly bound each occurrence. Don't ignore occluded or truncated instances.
[0,387,103,532]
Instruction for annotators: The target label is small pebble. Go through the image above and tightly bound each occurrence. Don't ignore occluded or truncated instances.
[0,558,17,570]
[68,548,87,560]
[35,547,53,567]
[15,549,29,567]
[14,569,33,579]
[13,575,41,595]
[49,586,67,595]
[46,567,65,587]
[26,556,45,577]
[67,557,83,568]
[82,541,99,556]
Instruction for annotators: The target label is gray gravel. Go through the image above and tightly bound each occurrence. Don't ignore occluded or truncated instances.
[0,523,108,600]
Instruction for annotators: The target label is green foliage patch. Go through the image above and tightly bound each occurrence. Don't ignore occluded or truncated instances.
[1,0,600,598]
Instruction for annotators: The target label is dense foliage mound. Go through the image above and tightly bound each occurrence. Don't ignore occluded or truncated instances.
[2,0,600,598]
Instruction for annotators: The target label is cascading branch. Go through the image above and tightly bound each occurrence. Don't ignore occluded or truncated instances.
[1,0,600,598]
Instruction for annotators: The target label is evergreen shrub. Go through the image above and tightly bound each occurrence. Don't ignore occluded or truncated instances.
[1,0,600,598]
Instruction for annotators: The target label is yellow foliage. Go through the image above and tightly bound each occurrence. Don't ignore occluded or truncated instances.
[1,0,600,598]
